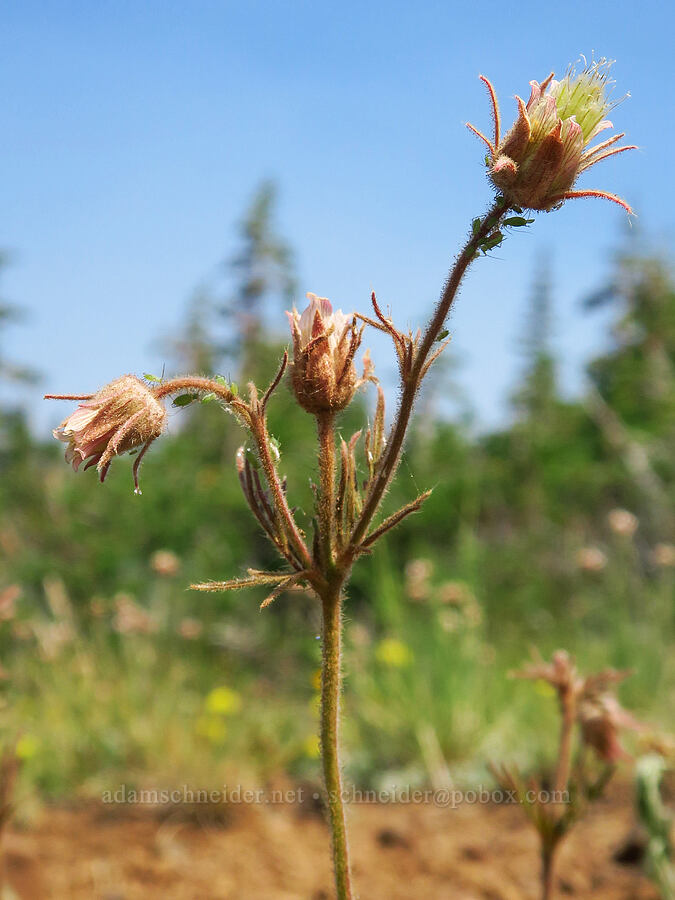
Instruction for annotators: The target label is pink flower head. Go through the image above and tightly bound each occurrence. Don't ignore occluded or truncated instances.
[286,292,363,413]
[49,375,167,493]
[578,670,644,763]
[467,58,637,212]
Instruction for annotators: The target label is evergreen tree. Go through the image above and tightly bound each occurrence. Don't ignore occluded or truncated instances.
[512,251,558,428]
[0,252,39,389]
[222,180,296,373]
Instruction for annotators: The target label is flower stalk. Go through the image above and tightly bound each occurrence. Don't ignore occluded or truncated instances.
[320,579,352,899]
[498,650,646,899]
[45,57,637,900]
[316,413,338,570]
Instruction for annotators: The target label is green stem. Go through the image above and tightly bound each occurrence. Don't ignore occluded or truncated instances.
[320,583,352,900]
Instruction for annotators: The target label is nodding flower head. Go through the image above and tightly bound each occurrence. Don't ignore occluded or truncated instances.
[49,375,167,493]
[578,675,644,763]
[286,293,364,413]
[467,58,637,212]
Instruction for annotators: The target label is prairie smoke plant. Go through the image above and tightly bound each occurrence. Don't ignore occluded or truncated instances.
[467,58,636,212]
[497,649,647,900]
[46,58,639,900]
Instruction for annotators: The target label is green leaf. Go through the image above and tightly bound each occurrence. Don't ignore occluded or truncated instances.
[173,394,197,407]
[143,373,161,383]
[436,329,449,342]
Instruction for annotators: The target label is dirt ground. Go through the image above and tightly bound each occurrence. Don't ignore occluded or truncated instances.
[3,786,661,899]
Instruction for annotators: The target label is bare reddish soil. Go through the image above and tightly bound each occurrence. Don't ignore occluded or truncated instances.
[3,788,660,899]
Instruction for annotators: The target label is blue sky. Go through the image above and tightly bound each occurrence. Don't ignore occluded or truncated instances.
[2,0,673,433]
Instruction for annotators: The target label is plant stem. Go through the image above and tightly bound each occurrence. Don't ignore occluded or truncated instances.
[250,412,313,568]
[346,195,509,553]
[542,844,558,900]
[316,413,337,568]
[554,686,575,798]
[153,376,312,569]
[320,582,352,900]
[315,413,351,897]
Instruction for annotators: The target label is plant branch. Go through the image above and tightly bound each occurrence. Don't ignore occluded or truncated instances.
[343,196,509,558]
[154,376,312,570]
[249,411,313,569]
[361,490,432,550]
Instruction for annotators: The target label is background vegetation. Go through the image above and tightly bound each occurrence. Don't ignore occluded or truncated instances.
[0,185,673,809]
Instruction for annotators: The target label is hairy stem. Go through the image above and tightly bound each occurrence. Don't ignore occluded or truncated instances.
[320,582,352,900]
[249,413,312,569]
[345,196,509,555]
[153,376,312,569]
[542,844,558,900]
[316,413,337,568]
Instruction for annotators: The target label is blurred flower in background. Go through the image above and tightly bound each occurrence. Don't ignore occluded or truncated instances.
[404,558,433,601]
[150,549,181,578]
[0,585,20,621]
[375,638,413,668]
[607,508,639,537]
[113,593,157,635]
[177,617,203,640]
[651,543,675,568]
[576,546,608,573]
[204,686,243,716]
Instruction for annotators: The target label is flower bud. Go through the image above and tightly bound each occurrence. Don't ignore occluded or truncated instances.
[286,293,363,413]
[52,375,166,489]
[467,59,636,212]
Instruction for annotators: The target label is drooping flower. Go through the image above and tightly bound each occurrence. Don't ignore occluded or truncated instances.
[47,375,167,492]
[286,292,364,413]
[578,670,644,762]
[467,58,636,212]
